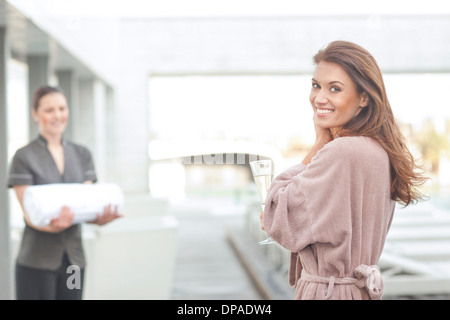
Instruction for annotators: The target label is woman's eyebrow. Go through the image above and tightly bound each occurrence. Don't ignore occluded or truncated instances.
[311,78,345,86]
[329,81,345,86]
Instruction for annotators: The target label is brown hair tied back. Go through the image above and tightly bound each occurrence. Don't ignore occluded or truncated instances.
[32,85,65,112]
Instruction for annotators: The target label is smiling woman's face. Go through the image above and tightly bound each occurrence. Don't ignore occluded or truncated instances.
[32,92,69,138]
[309,61,368,138]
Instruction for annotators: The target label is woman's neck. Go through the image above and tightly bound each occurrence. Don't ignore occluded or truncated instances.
[40,132,63,148]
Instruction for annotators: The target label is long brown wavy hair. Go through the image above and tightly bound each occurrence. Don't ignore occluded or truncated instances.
[313,40,427,207]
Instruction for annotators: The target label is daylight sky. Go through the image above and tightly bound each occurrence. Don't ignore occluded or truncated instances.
[39,0,450,18]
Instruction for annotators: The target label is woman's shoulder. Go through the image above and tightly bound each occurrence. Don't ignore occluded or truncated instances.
[321,136,387,161]
[11,139,38,159]
[65,139,92,155]
[329,135,381,149]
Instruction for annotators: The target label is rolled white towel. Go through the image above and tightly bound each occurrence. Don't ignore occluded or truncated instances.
[23,183,124,227]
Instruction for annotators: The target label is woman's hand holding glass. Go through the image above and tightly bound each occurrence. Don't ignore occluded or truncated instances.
[260,210,265,231]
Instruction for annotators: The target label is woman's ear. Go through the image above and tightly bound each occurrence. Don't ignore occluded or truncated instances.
[360,92,369,108]
[31,109,38,122]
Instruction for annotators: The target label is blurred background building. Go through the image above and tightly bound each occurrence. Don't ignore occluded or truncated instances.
[1,0,450,300]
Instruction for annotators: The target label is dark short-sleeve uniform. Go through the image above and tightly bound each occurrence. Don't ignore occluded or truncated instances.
[8,135,97,271]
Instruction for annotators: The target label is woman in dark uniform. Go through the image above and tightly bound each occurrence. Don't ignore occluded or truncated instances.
[8,85,121,300]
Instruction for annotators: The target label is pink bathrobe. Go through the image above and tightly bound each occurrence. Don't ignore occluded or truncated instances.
[263,136,395,300]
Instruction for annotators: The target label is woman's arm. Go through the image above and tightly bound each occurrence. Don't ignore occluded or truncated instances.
[260,115,332,230]
[13,185,74,233]
[302,114,333,165]
[301,138,330,165]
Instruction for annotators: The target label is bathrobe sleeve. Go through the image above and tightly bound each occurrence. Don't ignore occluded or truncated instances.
[263,138,357,253]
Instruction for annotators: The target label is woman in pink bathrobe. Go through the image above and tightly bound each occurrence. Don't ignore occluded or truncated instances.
[261,41,427,300]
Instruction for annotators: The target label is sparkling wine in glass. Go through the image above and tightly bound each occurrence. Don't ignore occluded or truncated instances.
[250,160,276,245]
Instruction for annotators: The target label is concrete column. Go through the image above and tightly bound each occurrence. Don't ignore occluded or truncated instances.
[77,78,95,152]
[104,86,118,182]
[117,70,150,194]
[0,23,13,299]
[27,54,50,140]
[93,80,106,182]
[77,78,107,181]
[56,70,78,141]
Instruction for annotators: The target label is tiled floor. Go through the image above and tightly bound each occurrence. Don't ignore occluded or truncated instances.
[170,212,262,300]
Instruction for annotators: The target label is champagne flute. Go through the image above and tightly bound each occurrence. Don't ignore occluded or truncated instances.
[250,160,276,245]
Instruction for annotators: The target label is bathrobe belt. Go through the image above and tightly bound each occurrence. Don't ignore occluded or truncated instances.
[300,265,383,300]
